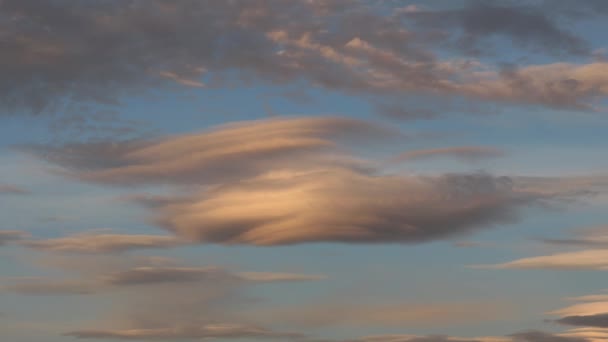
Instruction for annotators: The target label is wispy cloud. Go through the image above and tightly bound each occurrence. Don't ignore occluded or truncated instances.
[389,146,505,163]
[21,232,187,253]
[24,116,392,186]
[471,249,608,270]
[65,323,303,340]
[550,291,608,333]
[2,260,326,295]
[0,230,29,246]
[0,184,29,195]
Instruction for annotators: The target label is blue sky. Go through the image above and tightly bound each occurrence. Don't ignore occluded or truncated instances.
[2,1,608,342]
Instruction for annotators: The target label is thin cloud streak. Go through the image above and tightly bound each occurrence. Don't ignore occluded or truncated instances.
[21,232,187,253]
[0,230,30,246]
[0,184,29,195]
[389,146,505,163]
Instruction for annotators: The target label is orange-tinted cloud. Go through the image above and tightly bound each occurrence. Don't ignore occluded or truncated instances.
[472,249,608,270]
[150,169,546,245]
[29,116,392,186]
[31,116,597,246]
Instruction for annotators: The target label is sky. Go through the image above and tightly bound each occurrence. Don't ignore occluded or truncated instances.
[1,1,608,341]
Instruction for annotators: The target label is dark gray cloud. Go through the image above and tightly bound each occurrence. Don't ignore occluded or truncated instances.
[405,1,590,56]
[1,0,607,117]
[509,331,587,342]
[0,230,29,246]
[0,0,390,116]
[101,267,323,286]
[102,266,226,286]
[403,337,479,342]
[556,313,608,328]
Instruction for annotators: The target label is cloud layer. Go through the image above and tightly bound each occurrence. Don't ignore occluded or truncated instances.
[32,116,587,247]
[153,169,536,245]
[2,0,607,117]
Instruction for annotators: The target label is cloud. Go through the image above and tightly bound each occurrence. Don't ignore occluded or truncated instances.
[101,267,326,286]
[65,323,303,340]
[25,116,392,186]
[12,254,314,341]
[552,301,608,317]
[471,249,608,270]
[457,62,608,110]
[405,2,590,56]
[1,0,607,117]
[0,0,423,114]
[567,294,608,303]
[29,116,597,247]
[237,272,327,282]
[0,230,29,246]
[2,263,325,295]
[159,70,206,88]
[559,327,608,342]
[472,224,608,272]
[547,291,608,332]
[303,331,578,342]
[353,336,486,342]
[541,226,608,248]
[389,146,505,163]
[557,313,608,328]
[100,266,227,286]
[152,169,548,246]
[513,175,608,199]
[21,232,186,253]
[269,28,608,109]
[1,277,96,295]
[0,184,29,195]
[509,331,588,342]
[452,241,494,248]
